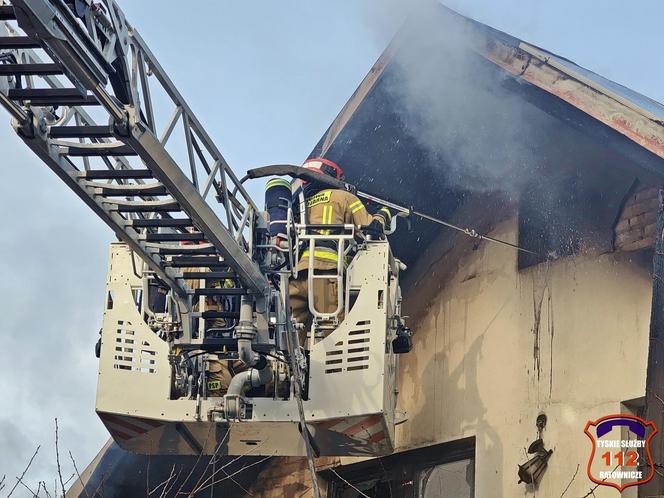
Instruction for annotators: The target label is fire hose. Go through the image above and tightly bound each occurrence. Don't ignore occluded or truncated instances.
[242,164,538,256]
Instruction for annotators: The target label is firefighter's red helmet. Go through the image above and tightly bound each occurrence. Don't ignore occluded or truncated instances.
[303,157,344,181]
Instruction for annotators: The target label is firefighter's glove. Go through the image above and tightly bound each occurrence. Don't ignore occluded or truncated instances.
[363,219,385,240]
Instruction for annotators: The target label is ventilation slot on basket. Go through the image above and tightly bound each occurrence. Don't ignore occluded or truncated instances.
[112,321,157,374]
[324,328,371,374]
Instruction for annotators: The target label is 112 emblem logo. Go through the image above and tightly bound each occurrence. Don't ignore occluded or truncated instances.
[584,414,657,492]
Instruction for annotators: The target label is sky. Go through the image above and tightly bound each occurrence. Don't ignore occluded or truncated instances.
[0,0,663,495]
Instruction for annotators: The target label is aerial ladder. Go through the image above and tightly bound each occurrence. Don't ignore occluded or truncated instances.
[0,0,410,471]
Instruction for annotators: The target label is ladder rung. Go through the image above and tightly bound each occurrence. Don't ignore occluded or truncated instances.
[0,63,63,75]
[8,88,99,106]
[197,311,241,319]
[115,201,180,212]
[0,6,15,20]
[65,143,137,157]
[0,36,39,49]
[167,257,223,267]
[130,218,192,228]
[179,272,237,280]
[83,169,154,180]
[155,246,216,255]
[179,338,238,351]
[145,233,206,242]
[50,125,113,138]
[193,288,248,296]
[94,184,169,196]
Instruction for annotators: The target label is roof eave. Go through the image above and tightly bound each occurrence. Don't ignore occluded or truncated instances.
[475,36,664,160]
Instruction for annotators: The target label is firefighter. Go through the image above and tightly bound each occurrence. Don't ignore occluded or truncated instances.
[182,241,247,397]
[289,157,391,340]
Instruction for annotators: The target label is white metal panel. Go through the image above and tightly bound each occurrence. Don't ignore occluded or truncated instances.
[96,242,402,456]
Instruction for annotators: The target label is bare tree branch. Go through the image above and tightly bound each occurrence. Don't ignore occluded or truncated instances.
[17,477,39,497]
[41,481,53,498]
[181,429,231,496]
[580,463,619,497]
[69,450,90,498]
[162,466,182,498]
[146,452,151,497]
[174,424,215,496]
[651,390,664,408]
[580,487,598,498]
[559,464,579,497]
[63,473,76,488]
[7,445,40,498]
[222,466,253,496]
[330,469,370,498]
[90,470,108,498]
[149,464,176,497]
[54,418,66,497]
[188,439,265,495]
[190,454,275,496]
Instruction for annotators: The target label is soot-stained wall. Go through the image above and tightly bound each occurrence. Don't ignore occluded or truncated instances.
[395,201,652,497]
[310,33,663,270]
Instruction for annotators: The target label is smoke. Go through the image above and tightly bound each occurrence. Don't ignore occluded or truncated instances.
[356,0,642,263]
[364,0,543,195]
[357,0,411,47]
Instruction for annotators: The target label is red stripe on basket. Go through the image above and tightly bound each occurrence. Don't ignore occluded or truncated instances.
[342,415,382,437]
[367,430,386,443]
[138,417,163,428]
[99,414,152,435]
[108,428,133,440]
[316,419,345,430]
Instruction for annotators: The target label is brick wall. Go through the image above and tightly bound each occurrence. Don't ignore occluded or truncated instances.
[615,186,661,252]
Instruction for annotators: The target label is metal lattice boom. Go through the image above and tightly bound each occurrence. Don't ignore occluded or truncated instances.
[0,0,268,341]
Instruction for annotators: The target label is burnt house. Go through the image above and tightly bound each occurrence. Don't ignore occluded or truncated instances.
[71,4,664,498]
[245,4,664,498]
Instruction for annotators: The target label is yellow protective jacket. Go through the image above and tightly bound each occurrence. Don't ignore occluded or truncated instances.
[297,189,391,271]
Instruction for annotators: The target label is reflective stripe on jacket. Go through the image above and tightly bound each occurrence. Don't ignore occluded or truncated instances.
[297,189,387,271]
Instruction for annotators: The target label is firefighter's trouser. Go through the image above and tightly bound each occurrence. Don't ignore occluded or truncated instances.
[289,270,342,345]
[207,360,276,397]
[207,360,247,397]
[186,268,231,330]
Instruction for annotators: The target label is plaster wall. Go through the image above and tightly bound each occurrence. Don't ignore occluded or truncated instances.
[396,213,652,497]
